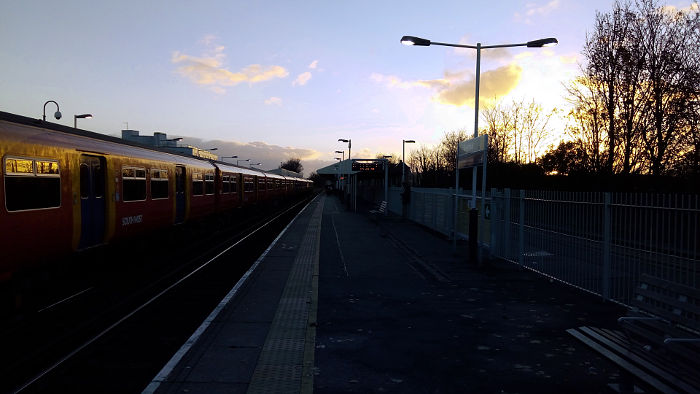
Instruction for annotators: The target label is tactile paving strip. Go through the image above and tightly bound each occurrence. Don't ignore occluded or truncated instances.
[247,197,324,394]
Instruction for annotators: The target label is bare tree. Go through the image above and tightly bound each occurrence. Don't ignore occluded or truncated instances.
[565,77,608,173]
[281,157,303,174]
[583,0,635,173]
[439,130,471,172]
[634,0,700,175]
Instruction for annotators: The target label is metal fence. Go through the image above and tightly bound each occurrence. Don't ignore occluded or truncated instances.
[387,187,700,306]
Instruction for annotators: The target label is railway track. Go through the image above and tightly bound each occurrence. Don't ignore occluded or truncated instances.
[0,195,314,393]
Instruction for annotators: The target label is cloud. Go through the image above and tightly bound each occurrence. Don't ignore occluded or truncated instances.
[434,64,522,107]
[308,60,318,69]
[293,71,312,86]
[172,38,288,93]
[515,0,560,23]
[370,73,426,89]
[265,97,282,105]
[372,64,523,107]
[176,137,323,176]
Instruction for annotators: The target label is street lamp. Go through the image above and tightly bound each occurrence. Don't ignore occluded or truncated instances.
[400,35,557,141]
[43,100,62,121]
[335,150,345,161]
[250,162,261,168]
[338,139,351,160]
[208,148,218,151]
[221,155,238,161]
[237,159,250,166]
[402,139,415,184]
[402,34,557,255]
[74,113,92,128]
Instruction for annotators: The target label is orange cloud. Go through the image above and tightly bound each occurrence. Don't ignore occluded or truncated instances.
[172,42,288,93]
[433,64,522,106]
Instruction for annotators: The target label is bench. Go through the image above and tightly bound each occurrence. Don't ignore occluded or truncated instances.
[369,200,387,217]
[567,274,700,393]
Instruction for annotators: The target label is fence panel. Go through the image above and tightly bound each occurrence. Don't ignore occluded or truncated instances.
[391,187,699,305]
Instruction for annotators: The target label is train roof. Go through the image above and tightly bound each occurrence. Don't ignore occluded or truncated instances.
[0,111,214,169]
[213,162,266,177]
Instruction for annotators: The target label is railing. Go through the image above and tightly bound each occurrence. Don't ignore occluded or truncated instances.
[387,187,700,306]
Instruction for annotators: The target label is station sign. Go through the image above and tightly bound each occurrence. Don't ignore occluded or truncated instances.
[351,160,383,172]
[457,135,488,169]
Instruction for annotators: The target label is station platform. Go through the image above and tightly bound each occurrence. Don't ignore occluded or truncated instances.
[146,193,626,393]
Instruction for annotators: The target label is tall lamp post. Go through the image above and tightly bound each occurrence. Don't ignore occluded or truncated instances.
[402,139,415,184]
[401,34,557,255]
[335,150,345,161]
[221,155,238,161]
[74,113,92,128]
[338,139,351,160]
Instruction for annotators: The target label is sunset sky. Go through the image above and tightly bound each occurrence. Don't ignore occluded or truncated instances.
[1,0,693,175]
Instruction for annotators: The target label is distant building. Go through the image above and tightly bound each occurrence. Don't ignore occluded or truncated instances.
[121,130,218,160]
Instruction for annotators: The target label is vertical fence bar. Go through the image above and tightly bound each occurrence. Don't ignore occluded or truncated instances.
[491,188,498,256]
[602,192,611,301]
[519,190,525,267]
[504,188,511,261]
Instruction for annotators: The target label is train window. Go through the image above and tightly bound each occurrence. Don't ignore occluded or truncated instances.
[231,179,238,193]
[204,173,214,195]
[4,157,60,211]
[36,160,60,175]
[222,175,230,194]
[122,166,147,201]
[244,180,254,192]
[150,169,169,200]
[192,172,204,196]
[5,158,34,174]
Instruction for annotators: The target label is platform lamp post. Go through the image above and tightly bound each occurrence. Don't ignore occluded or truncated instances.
[43,100,62,121]
[335,150,345,161]
[402,140,415,184]
[338,138,351,199]
[237,159,249,166]
[383,155,392,215]
[401,34,558,256]
[221,155,238,161]
[335,157,341,190]
[338,139,351,160]
[250,162,261,169]
[74,113,92,128]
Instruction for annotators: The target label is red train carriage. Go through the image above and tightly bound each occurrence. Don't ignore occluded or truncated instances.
[0,111,312,283]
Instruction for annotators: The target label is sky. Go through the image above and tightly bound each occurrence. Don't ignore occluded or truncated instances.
[0,0,692,176]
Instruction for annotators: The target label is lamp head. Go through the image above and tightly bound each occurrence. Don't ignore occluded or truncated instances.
[404,139,416,143]
[401,36,431,46]
[54,111,62,120]
[526,37,558,48]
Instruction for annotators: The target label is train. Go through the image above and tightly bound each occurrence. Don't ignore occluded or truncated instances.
[0,110,313,283]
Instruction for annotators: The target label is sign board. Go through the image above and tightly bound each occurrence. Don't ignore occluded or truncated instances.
[457,135,488,169]
[351,160,383,172]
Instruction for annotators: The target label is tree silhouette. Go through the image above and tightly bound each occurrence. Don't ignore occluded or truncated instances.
[281,157,303,174]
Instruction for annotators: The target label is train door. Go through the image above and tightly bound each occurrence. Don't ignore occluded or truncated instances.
[175,165,186,224]
[79,155,106,249]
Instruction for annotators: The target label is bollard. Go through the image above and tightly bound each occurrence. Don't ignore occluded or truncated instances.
[468,208,478,263]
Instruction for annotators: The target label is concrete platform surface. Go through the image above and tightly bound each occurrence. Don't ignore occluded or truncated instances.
[147,193,627,393]
[315,195,626,393]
